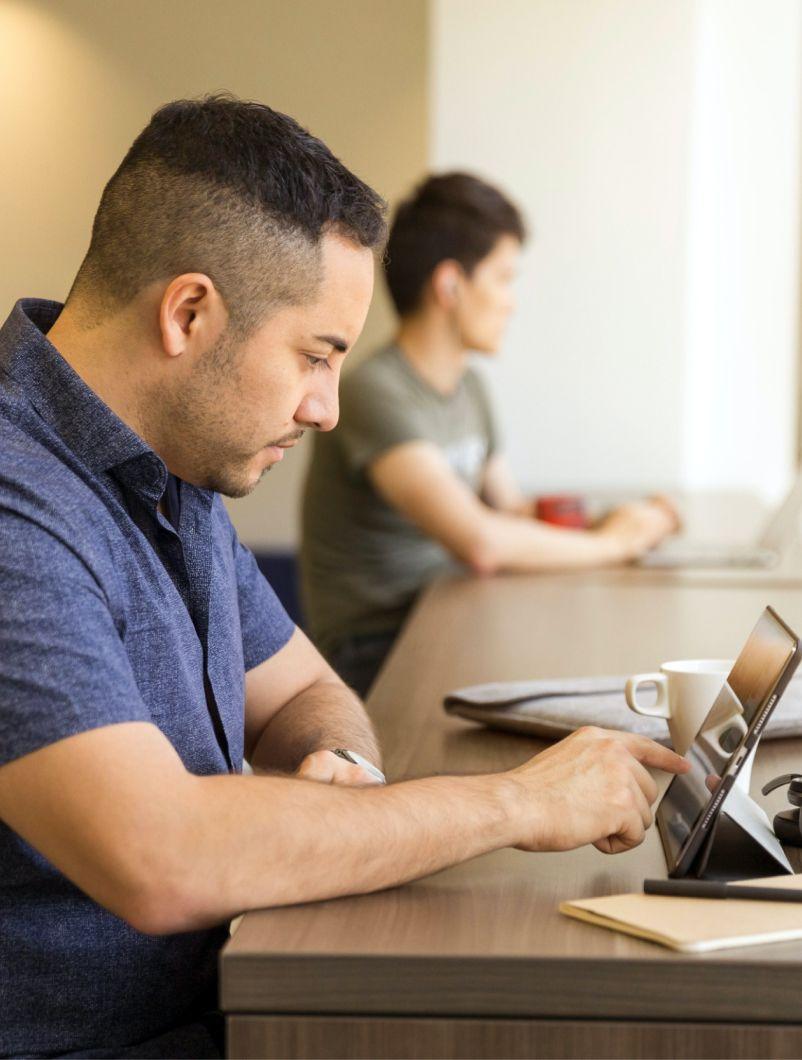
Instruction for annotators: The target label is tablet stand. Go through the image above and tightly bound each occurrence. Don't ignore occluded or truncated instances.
[688,782,793,880]
[661,737,794,880]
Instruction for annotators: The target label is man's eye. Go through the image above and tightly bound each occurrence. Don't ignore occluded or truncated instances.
[303,354,328,370]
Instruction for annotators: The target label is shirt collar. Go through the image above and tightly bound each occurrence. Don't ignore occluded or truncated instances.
[0,298,168,499]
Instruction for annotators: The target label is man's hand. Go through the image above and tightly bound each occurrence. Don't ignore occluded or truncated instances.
[296,749,384,787]
[507,727,689,854]
[598,496,680,560]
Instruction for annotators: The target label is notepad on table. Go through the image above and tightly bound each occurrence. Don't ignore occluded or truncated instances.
[560,874,802,953]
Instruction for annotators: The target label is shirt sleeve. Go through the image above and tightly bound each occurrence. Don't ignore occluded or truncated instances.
[232,535,296,672]
[337,371,429,474]
[0,510,151,768]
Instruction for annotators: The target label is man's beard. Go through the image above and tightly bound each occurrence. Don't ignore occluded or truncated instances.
[142,332,298,498]
[206,428,305,498]
[205,461,264,499]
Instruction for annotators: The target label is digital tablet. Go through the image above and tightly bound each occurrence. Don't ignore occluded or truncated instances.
[657,606,802,878]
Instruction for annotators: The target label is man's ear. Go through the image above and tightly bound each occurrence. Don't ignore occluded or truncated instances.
[430,259,463,311]
[158,273,228,358]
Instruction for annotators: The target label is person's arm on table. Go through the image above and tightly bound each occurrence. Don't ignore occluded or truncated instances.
[244,626,382,784]
[369,441,676,573]
[0,722,687,935]
[481,452,535,516]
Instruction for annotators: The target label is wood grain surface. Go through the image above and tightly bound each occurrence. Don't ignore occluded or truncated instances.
[227,1015,802,1060]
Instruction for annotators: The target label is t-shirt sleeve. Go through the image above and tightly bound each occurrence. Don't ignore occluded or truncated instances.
[231,534,296,671]
[337,371,428,474]
[0,511,151,768]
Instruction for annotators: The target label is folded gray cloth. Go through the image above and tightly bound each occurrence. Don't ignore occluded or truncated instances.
[444,675,802,744]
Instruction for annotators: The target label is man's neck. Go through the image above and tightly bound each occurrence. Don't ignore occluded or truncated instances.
[47,305,154,444]
[395,312,469,396]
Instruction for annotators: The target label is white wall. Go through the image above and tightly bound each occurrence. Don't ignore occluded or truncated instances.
[681,0,802,499]
[432,0,801,501]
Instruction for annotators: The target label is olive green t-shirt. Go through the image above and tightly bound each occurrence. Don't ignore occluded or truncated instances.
[300,344,498,658]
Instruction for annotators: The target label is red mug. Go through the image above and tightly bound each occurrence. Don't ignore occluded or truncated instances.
[535,494,588,529]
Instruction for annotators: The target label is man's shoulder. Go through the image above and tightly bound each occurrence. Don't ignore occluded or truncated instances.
[342,345,413,400]
[0,409,106,552]
[338,347,422,430]
[463,363,492,400]
[0,411,62,492]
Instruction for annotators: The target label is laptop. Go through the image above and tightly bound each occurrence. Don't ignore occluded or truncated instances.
[638,470,802,570]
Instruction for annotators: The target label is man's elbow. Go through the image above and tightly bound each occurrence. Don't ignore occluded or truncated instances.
[122,892,197,937]
[118,867,214,936]
[102,818,218,935]
[460,531,502,577]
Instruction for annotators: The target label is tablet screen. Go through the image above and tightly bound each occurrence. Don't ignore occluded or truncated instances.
[657,609,797,873]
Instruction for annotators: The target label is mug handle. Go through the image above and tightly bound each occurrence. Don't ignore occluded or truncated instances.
[625,673,670,718]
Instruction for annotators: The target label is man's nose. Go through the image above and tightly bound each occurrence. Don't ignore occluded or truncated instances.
[296,379,340,432]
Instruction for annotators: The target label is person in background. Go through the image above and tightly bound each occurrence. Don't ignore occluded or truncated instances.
[301,173,677,696]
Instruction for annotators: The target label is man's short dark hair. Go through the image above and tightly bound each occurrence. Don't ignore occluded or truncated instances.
[69,94,387,331]
[384,172,526,317]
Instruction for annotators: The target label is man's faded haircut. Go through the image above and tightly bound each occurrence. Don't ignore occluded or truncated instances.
[68,94,387,332]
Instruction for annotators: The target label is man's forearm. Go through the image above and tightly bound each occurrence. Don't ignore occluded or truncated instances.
[249,678,381,773]
[476,497,679,573]
[156,769,520,933]
[472,508,625,573]
[2,721,685,937]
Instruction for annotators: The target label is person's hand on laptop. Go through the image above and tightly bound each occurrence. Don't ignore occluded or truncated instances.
[507,727,689,855]
[598,496,679,560]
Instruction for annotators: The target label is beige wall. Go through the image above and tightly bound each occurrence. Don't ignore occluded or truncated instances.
[0,0,428,548]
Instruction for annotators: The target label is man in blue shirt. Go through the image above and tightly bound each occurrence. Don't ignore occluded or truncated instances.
[0,95,687,1058]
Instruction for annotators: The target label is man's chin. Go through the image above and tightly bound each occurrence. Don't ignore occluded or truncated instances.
[227,468,275,498]
[189,445,287,497]
[200,462,272,499]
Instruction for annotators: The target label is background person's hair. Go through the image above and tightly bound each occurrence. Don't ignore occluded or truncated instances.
[384,172,526,317]
[68,94,387,333]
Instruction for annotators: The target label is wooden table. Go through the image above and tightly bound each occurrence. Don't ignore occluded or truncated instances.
[222,574,802,1059]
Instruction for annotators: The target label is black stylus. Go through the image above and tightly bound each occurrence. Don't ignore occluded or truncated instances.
[644,878,802,902]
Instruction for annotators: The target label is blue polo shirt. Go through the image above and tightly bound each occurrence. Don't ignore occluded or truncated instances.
[0,299,295,1057]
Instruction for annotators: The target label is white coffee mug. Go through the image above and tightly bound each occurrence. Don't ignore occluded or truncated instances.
[625,658,754,793]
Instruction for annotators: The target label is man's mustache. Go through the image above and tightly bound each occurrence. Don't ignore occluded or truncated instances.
[266,430,305,448]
